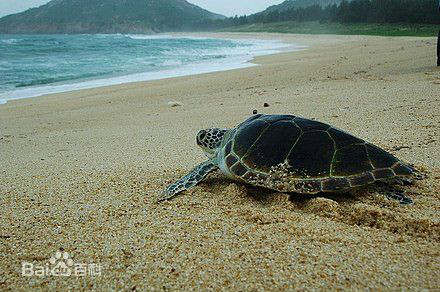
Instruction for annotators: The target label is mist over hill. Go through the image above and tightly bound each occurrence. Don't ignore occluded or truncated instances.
[0,0,225,34]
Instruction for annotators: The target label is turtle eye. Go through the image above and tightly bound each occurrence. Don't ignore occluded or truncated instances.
[197,131,206,145]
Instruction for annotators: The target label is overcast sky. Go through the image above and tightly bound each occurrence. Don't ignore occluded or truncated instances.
[0,0,285,18]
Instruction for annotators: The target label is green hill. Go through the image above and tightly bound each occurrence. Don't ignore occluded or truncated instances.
[263,0,342,14]
[0,0,225,34]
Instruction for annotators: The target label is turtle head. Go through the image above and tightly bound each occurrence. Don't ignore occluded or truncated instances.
[196,128,228,158]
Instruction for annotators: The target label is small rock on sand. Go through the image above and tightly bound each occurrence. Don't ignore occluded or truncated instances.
[167,101,183,107]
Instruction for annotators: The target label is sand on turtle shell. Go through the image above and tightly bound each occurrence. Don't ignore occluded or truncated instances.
[0,33,439,291]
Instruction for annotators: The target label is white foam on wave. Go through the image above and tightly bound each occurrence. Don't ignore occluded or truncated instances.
[162,59,183,66]
[126,34,174,40]
[0,37,305,104]
[0,38,23,45]
[126,34,212,41]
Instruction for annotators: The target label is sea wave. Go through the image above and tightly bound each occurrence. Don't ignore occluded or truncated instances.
[93,33,211,41]
[162,59,183,67]
[16,72,114,88]
[126,34,174,40]
[0,35,302,104]
[0,38,23,45]
[126,34,214,41]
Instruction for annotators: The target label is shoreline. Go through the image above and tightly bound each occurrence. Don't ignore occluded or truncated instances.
[1,32,439,291]
[0,34,298,105]
[3,31,430,107]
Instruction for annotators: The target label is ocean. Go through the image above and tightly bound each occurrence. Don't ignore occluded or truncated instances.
[0,34,297,104]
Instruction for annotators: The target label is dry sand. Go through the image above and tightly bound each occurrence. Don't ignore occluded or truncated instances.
[0,33,439,291]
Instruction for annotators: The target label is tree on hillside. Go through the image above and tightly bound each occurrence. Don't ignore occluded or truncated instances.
[211,0,440,27]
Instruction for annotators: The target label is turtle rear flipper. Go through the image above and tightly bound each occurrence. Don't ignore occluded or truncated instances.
[385,191,413,205]
[160,160,218,202]
[376,181,414,205]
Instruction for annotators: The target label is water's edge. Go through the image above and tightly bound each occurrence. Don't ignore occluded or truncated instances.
[0,35,304,105]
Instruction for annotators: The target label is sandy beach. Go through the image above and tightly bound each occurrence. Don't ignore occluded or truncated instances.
[1,32,439,291]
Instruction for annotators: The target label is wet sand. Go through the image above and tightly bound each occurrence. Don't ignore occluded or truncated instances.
[0,33,439,291]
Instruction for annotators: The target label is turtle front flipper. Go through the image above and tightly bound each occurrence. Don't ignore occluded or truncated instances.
[159,160,218,201]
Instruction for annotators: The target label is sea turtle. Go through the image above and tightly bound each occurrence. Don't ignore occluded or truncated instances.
[161,114,414,204]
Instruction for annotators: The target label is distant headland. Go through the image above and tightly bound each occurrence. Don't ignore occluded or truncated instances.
[0,0,225,34]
